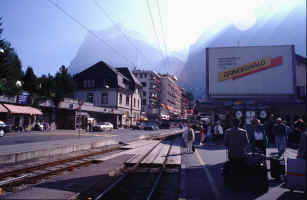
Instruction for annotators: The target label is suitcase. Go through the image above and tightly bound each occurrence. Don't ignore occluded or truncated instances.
[270,155,285,179]
[286,158,306,191]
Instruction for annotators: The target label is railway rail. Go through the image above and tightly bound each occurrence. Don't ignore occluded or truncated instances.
[0,131,181,195]
[74,137,181,200]
[0,144,123,191]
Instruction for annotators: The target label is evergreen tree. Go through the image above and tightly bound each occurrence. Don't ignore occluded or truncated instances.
[54,65,76,99]
[23,66,37,95]
[0,17,24,95]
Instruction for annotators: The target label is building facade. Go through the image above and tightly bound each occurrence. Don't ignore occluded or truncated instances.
[73,61,141,128]
[132,69,161,120]
[159,73,182,119]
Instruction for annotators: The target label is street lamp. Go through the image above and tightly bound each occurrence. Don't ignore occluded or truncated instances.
[0,48,4,54]
[16,80,22,88]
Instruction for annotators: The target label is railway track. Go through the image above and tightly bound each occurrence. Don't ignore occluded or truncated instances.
[0,144,122,191]
[74,138,181,200]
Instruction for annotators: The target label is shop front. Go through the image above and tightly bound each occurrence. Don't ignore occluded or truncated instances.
[0,103,42,131]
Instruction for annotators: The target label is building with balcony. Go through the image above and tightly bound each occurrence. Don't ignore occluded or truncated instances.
[159,73,182,119]
[132,69,161,120]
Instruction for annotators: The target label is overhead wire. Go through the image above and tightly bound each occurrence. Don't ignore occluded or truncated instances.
[156,0,169,69]
[47,0,135,67]
[93,0,154,69]
[146,0,165,72]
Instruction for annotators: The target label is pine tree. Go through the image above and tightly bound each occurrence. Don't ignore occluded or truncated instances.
[0,17,24,95]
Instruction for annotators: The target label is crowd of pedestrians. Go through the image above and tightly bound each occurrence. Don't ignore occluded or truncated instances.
[181,114,306,160]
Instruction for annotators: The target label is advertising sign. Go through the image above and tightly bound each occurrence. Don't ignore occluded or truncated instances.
[206,45,295,98]
[17,91,30,104]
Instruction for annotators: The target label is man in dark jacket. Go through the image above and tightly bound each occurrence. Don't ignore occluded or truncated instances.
[294,119,306,159]
[272,117,287,157]
[224,119,249,171]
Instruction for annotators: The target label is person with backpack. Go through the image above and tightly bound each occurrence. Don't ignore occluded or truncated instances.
[183,124,195,153]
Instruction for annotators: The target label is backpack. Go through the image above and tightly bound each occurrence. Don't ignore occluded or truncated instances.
[187,129,193,141]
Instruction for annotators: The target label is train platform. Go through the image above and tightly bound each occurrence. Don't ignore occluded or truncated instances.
[0,129,183,165]
[0,136,118,165]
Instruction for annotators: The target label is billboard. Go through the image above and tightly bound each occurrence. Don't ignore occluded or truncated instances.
[206,45,295,98]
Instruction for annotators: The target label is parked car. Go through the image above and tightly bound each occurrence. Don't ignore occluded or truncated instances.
[33,122,44,131]
[143,121,159,130]
[93,122,114,131]
[159,121,170,129]
[0,120,9,137]
[133,121,145,130]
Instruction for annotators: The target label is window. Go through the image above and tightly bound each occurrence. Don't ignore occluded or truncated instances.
[87,93,94,103]
[133,98,136,107]
[144,73,147,78]
[119,94,122,104]
[101,93,108,104]
[142,99,146,106]
[134,73,137,77]
[141,82,147,87]
[126,96,130,105]
[143,91,146,96]
[83,80,87,88]
[140,74,143,78]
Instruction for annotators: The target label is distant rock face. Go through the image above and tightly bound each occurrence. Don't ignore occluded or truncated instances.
[68,26,164,74]
[154,56,185,77]
[178,4,306,98]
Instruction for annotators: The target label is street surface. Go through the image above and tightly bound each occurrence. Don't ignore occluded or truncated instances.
[180,134,305,200]
[0,128,175,146]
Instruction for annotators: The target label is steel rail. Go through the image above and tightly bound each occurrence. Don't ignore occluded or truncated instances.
[93,139,175,200]
[0,145,122,189]
[92,140,162,200]
[146,141,173,200]
[0,145,122,180]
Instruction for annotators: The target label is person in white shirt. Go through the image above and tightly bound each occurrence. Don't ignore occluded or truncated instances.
[214,121,224,144]
[250,118,267,155]
[182,124,195,153]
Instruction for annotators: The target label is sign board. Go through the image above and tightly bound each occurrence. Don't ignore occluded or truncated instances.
[17,91,30,104]
[206,45,295,98]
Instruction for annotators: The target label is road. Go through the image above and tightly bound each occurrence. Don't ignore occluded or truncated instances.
[180,135,305,200]
[0,128,176,145]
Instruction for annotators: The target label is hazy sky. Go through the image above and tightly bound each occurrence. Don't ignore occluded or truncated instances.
[0,0,305,76]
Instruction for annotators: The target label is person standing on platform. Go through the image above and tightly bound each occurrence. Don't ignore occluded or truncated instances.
[183,124,195,153]
[199,124,205,145]
[294,119,306,159]
[264,114,275,145]
[214,120,224,144]
[250,118,267,155]
[224,119,250,170]
[272,117,287,157]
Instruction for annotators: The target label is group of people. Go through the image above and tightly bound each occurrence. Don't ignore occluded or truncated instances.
[181,116,306,160]
[224,117,306,167]
[199,120,224,145]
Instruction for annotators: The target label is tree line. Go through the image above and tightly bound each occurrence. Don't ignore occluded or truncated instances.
[0,17,76,105]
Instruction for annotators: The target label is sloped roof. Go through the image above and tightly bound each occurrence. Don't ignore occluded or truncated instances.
[74,61,130,81]
[296,54,307,65]
[116,67,142,87]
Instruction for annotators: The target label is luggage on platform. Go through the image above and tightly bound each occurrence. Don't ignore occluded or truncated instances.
[286,158,306,191]
[270,155,285,179]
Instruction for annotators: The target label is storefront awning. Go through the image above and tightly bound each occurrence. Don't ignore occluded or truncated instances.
[0,104,8,113]
[3,104,42,115]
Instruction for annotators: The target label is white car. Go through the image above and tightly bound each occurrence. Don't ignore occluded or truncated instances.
[93,122,114,131]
